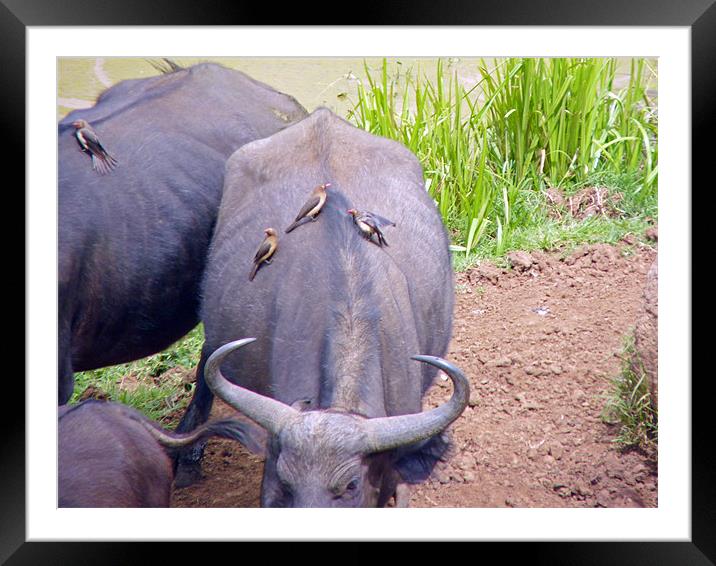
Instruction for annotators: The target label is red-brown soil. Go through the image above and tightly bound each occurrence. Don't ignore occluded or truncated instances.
[171,241,658,509]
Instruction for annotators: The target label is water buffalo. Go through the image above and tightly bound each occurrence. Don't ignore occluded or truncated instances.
[58,62,308,404]
[58,400,258,507]
[175,108,468,507]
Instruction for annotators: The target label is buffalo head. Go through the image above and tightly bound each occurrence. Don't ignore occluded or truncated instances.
[204,338,469,507]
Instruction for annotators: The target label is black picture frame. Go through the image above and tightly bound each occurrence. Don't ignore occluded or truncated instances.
[7,0,705,563]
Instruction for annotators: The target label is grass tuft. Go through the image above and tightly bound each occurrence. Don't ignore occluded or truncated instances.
[70,325,204,424]
[602,332,658,457]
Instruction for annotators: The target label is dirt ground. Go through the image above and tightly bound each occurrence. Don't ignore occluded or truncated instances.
[171,240,658,509]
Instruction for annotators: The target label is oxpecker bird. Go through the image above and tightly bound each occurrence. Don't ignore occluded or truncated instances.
[72,119,118,175]
[284,183,331,233]
[249,228,278,281]
[347,209,396,247]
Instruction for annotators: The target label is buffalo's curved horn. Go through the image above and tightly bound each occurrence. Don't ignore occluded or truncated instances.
[361,355,470,453]
[204,338,298,435]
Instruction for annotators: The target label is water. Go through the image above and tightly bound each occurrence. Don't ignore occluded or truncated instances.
[58,57,483,120]
[57,57,656,121]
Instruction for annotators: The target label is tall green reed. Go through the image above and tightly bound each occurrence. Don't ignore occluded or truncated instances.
[347,57,658,257]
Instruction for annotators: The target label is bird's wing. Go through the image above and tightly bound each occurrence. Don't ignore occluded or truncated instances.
[82,128,118,173]
[368,212,396,228]
[82,128,112,159]
[293,195,321,220]
[253,239,274,263]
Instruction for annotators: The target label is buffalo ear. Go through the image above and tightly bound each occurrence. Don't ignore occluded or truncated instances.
[393,432,450,484]
[208,417,268,456]
[238,422,268,456]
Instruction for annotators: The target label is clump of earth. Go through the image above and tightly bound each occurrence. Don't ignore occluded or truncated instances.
[543,186,623,220]
[171,240,658,508]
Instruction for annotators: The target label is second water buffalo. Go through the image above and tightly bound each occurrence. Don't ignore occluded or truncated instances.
[175,108,469,507]
[58,62,308,404]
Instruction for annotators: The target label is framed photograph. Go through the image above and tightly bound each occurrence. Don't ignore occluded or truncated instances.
[9,0,706,562]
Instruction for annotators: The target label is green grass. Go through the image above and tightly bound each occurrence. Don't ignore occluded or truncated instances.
[70,324,204,424]
[602,333,658,456]
[346,57,658,262]
[450,169,656,268]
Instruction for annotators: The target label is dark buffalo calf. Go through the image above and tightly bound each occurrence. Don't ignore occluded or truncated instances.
[59,400,257,507]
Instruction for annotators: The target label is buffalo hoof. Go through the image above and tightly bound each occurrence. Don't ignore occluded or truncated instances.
[174,462,203,488]
[394,483,411,507]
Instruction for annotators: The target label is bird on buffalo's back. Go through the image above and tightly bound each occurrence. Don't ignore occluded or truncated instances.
[347,208,396,247]
[72,119,118,175]
[249,228,278,281]
[284,183,331,233]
